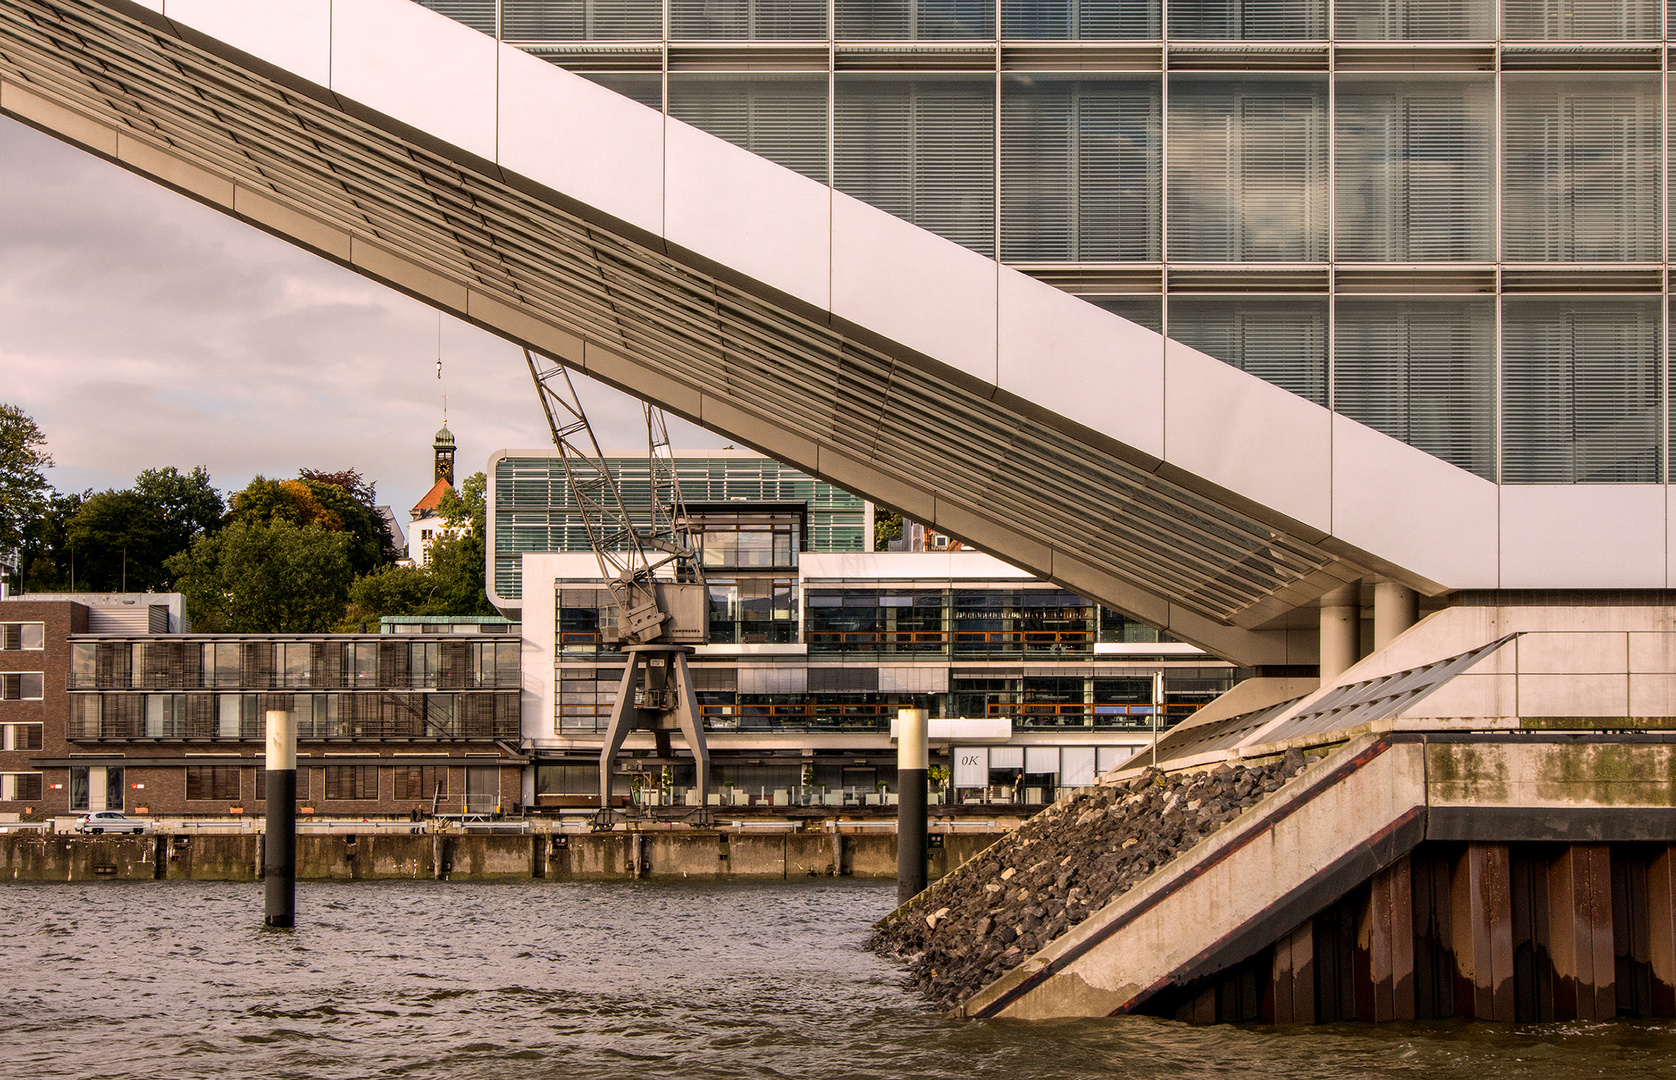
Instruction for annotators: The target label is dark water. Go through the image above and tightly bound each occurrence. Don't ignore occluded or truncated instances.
[5,881,1676,1080]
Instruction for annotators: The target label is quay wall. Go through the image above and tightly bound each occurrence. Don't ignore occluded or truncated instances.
[0,830,994,883]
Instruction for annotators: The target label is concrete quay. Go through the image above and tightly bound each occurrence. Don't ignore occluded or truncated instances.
[0,827,995,884]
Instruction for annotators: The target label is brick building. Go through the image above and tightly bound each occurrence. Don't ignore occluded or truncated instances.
[2,598,523,822]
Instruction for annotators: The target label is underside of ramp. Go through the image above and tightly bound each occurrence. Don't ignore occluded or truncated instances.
[0,0,1473,665]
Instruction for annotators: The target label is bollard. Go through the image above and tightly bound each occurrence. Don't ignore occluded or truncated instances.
[896,707,928,905]
[263,710,296,927]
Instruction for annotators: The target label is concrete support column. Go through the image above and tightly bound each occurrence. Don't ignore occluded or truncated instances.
[1319,585,1362,684]
[1372,582,1420,651]
[896,708,928,906]
[263,709,296,928]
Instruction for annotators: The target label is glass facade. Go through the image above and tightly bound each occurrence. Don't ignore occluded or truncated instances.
[430,1,1676,486]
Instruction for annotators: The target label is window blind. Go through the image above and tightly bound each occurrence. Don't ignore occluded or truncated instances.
[836,0,996,38]
[1503,0,1660,40]
[502,0,663,39]
[1168,0,1325,38]
[670,75,829,182]
[579,72,664,110]
[1167,79,1327,262]
[671,0,828,38]
[1167,297,1328,404]
[1087,296,1163,332]
[1001,0,1161,37]
[1333,0,1492,39]
[836,75,996,256]
[1502,298,1662,484]
[418,0,498,34]
[1335,299,1496,478]
[1335,78,1492,262]
[1503,76,1662,263]
[1001,76,1159,262]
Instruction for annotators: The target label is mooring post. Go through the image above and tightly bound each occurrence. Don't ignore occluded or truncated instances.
[263,709,296,928]
[897,707,928,905]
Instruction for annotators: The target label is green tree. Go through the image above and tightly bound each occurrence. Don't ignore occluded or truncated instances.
[133,466,223,552]
[435,470,486,535]
[166,518,353,632]
[65,490,170,592]
[18,489,84,591]
[0,404,53,568]
[230,472,393,576]
[337,562,436,631]
[874,509,902,551]
[424,530,496,616]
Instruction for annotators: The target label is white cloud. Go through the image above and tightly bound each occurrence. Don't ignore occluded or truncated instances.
[0,117,726,519]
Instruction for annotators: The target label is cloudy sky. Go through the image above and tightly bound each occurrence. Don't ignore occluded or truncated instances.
[0,115,727,528]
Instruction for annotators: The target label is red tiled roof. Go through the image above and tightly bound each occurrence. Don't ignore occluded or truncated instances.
[410,478,452,516]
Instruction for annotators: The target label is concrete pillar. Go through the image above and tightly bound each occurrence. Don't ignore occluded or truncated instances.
[631,830,644,879]
[1372,582,1419,651]
[263,710,296,928]
[897,708,928,906]
[432,832,445,880]
[1319,585,1361,684]
[831,829,846,876]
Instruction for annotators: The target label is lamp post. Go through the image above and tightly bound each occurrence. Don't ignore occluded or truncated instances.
[264,709,296,927]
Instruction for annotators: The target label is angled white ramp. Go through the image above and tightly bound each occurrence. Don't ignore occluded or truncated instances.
[0,0,1543,664]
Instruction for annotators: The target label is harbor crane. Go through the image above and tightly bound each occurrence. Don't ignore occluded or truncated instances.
[524,350,714,829]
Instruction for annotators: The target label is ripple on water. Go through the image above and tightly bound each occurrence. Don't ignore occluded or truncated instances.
[6,880,1676,1079]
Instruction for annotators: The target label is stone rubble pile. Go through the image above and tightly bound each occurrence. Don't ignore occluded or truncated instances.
[868,748,1318,1011]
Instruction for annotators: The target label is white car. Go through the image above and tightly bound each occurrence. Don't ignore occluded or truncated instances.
[74,811,149,835]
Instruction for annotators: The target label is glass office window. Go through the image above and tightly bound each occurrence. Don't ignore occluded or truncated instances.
[1167,78,1327,262]
[579,73,664,110]
[417,0,498,34]
[1503,0,1660,39]
[837,0,996,38]
[836,75,995,256]
[1168,297,1328,404]
[1168,0,1325,38]
[1333,0,1492,38]
[672,0,828,37]
[1502,298,1662,484]
[1335,299,1496,479]
[670,75,829,183]
[1001,75,1160,262]
[502,0,663,39]
[1503,76,1662,263]
[1087,297,1163,333]
[1001,0,1160,37]
[1335,77,1492,262]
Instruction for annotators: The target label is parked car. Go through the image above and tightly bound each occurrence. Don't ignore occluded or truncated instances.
[74,811,149,835]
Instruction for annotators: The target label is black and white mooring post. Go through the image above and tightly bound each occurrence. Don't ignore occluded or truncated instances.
[896,707,929,906]
[264,709,296,928]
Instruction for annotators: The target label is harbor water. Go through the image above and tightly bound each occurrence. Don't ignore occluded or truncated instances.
[5,879,1676,1079]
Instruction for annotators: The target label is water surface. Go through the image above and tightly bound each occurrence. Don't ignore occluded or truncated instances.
[5,880,1675,1079]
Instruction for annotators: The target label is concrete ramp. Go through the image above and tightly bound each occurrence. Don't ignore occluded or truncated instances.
[962,732,1425,1019]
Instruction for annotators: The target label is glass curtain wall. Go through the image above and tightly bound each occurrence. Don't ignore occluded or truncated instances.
[435,0,1674,487]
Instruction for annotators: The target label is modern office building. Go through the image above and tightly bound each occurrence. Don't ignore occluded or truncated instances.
[492,451,1235,808]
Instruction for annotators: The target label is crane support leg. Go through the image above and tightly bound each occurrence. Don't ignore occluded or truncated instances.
[594,645,711,829]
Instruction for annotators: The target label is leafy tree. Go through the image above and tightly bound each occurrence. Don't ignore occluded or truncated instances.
[166,518,353,632]
[437,471,487,536]
[299,467,398,561]
[133,466,224,551]
[229,473,392,577]
[0,404,53,568]
[874,509,902,551]
[335,531,495,630]
[425,530,496,616]
[65,490,170,592]
[18,489,84,591]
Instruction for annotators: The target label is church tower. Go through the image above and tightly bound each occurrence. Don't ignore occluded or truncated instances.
[433,423,455,486]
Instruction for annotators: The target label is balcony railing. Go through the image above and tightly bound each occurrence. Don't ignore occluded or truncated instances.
[69,671,521,691]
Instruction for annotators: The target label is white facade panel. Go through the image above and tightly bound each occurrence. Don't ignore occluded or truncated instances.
[1025,746,1060,774]
[830,191,997,387]
[952,746,987,788]
[496,44,665,236]
[990,746,1024,769]
[664,118,831,311]
[1516,673,1630,717]
[1162,338,1333,533]
[166,0,332,88]
[330,0,498,163]
[739,666,808,694]
[1060,746,1097,787]
[1516,632,1629,676]
[1500,485,1667,589]
[1097,746,1136,773]
[996,269,1165,460]
[878,666,949,693]
[1330,413,1499,589]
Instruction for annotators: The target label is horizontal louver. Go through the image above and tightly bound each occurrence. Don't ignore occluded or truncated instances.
[1000,0,1161,38]
[1086,296,1163,332]
[1168,79,1327,262]
[1335,299,1496,478]
[1502,298,1662,484]
[1167,297,1328,404]
[503,0,663,40]
[1503,0,1660,40]
[417,0,498,34]
[1503,76,1661,263]
[836,75,995,255]
[670,74,829,182]
[1332,0,1492,39]
[1169,0,1325,39]
[836,0,997,39]
[671,0,828,38]
[1001,76,1159,262]
[1335,78,1492,262]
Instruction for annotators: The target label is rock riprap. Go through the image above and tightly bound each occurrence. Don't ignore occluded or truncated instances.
[868,750,1315,1011]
